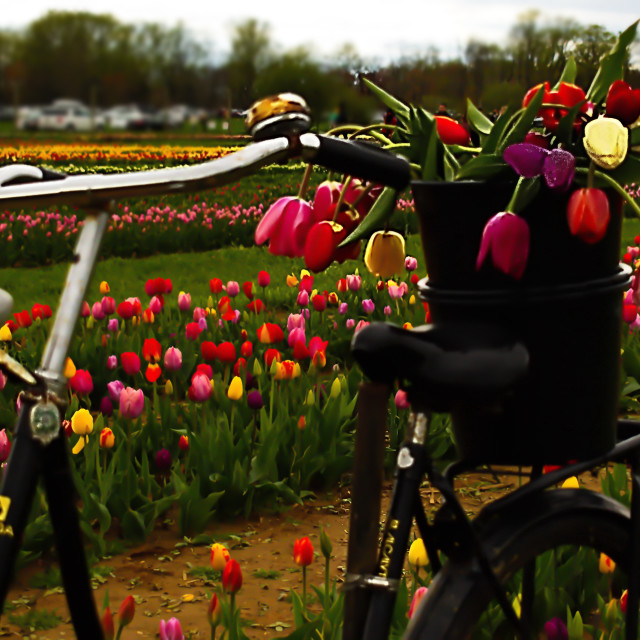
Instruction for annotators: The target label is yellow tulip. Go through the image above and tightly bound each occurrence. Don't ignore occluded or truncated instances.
[583,117,628,170]
[64,357,76,379]
[599,552,616,574]
[99,281,110,294]
[72,437,86,454]
[227,376,243,401]
[561,476,580,489]
[364,231,406,279]
[408,538,429,567]
[71,408,93,436]
[0,325,12,341]
[210,543,230,571]
[164,380,174,395]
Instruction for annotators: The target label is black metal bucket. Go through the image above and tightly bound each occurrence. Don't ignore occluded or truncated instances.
[412,180,624,291]
[419,267,630,465]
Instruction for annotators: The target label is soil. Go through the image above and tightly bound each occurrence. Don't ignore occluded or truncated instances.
[0,469,604,640]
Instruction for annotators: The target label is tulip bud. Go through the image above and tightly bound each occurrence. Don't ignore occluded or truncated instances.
[117,595,135,629]
[227,376,244,401]
[222,559,243,593]
[99,428,115,449]
[207,593,222,628]
[476,212,530,280]
[164,380,174,396]
[408,586,428,619]
[293,536,314,566]
[561,476,579,489]
[101,606,114,640]
[408,538,429,567]
[71,408,93,436]
[330,378,341,398]
[599,552,616,574]
[297,415,306,430]
[319,528,332,560]
[0,325,11,341]
[567,188,610,244]
[178,435,189,451]
[0,429,11,463]
[210,543,231,571]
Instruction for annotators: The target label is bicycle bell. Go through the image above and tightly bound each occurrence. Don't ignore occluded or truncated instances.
[245,93,312,141]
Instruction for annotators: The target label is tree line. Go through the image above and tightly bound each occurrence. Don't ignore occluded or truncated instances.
[0,10,637,122]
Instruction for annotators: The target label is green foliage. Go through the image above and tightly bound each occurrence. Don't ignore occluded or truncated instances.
[7,607,62,631]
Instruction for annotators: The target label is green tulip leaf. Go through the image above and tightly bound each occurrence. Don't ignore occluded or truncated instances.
[479,105,516,154]
[466,98,494,135]
[340,185,398,245]
[553,56,577,89]
[453,153,508,181]
[497,85,546,153]
[362,77,410,122]
[507,177,541,214]
[553,100,587,147]
[587,20,639,105]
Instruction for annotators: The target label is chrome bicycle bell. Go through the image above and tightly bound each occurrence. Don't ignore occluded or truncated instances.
[245,93,312,141]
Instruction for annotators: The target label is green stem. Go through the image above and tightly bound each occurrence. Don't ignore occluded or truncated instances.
[575,166,640,218]
[332,176,353,222]
[324,556,330,610]
[229,593,237,640]
[302,565,307,613]
[297,163,313,199]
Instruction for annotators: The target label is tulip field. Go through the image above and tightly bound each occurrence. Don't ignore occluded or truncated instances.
[1,137,640,638]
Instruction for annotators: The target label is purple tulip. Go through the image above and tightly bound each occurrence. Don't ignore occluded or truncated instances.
[247,389,264,411]
[155,448,172,472]
[198,316,208,331]
[544,617,568,640]
[107,380,125,403]
[476,212,530,280]
[100,396,113,416]
[159,617,184,640]
[119,387,145,419]
[504,143,575,192]
[164,347,182,371]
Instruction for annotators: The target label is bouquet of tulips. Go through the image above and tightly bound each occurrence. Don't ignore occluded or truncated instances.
[257,21,640,282]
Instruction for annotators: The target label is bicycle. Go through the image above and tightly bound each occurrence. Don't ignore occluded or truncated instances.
[0,94,637,640]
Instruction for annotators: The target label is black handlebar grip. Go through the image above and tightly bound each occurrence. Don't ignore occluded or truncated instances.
[40,167,67,181]
[313,136,411,191]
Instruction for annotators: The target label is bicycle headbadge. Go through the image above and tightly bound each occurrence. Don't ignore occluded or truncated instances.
[245,93,312,141]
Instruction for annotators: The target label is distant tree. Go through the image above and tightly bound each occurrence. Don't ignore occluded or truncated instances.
[226,19,271,108]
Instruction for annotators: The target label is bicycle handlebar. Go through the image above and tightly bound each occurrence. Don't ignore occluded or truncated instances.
[0,133,410,211]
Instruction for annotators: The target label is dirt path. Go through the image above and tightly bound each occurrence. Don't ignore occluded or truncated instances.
[0,469,603,639]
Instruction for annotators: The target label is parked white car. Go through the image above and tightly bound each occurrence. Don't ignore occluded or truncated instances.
[102,105,148,130]
[36,101,103,131]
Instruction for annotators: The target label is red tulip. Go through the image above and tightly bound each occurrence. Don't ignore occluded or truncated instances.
[121,352,141,376]
[523,81,588,131]
[31,303,52,320]
[217,341,236,364]
[312,294,326,312]
[142,338,162,363]
[606,80,640,125]
[13,310,31,329]
[116,300,134,320]
[117,595,135,628]
[257,322,284,344]
[201,341,218,361]
[195,363,213,379]
[179,435,189,451]
[293,536,314,566]
[293,340,309,360]
[233,357,246,376]
[185,322,203,340]
[240,341,253,358]
[434,116,470,145]
[70,369,93,395]
[566,188,610,244]
[209,278,224,294]
[264,348,281,367]
[207,593,222,628]
[247,298,265,314]
[145,363,162,383]
[222,559,243,594]
[257,270,270,287]
[304,221,347,273]
[242,281,253,300]
[101,606,114,640]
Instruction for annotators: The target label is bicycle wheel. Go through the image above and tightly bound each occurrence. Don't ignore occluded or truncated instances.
[404,488,633,639]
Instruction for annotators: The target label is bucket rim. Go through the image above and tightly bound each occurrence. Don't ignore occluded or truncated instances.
[418,264,632,303]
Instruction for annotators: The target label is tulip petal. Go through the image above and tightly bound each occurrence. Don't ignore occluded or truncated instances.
[476,212,530,280]
[503,143,548,178]
[542,148,575,191]
[255,196,295,245]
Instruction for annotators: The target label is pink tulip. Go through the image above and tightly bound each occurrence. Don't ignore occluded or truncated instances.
[177,292,191,312]
[405,256,418,271]
[312,180,342,221]
[80,301,90,317]
[362,299,375,314]
[164,347,183,371]
[395,389,410,409]
[255,196,314,257]
[338,302,348,315]
[476,212,530,280]
[107,318,119,333]
[91,301,105,320]
[119,387,145,419]
[101,296,116,315]
[0,429,11,463]
[107,380,124,402]
[288,326,306,348]
[297,291,309,307]
[355,320,370,333]
[346,318,355,329]
[384,305,392,315]
[159,617,184,640]
[347,274,361,291]
[149,296,163,314]
[0,370,6,391]
[408,586,428,619]
[193,307,207,321]
[226,281,240,297]
[188,372,211,403]
[287,313,305,332]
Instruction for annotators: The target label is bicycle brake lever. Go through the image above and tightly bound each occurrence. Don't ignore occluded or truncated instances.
[0,350,37,386]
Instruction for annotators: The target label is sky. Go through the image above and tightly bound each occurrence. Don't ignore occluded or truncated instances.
[3,1,639,66]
